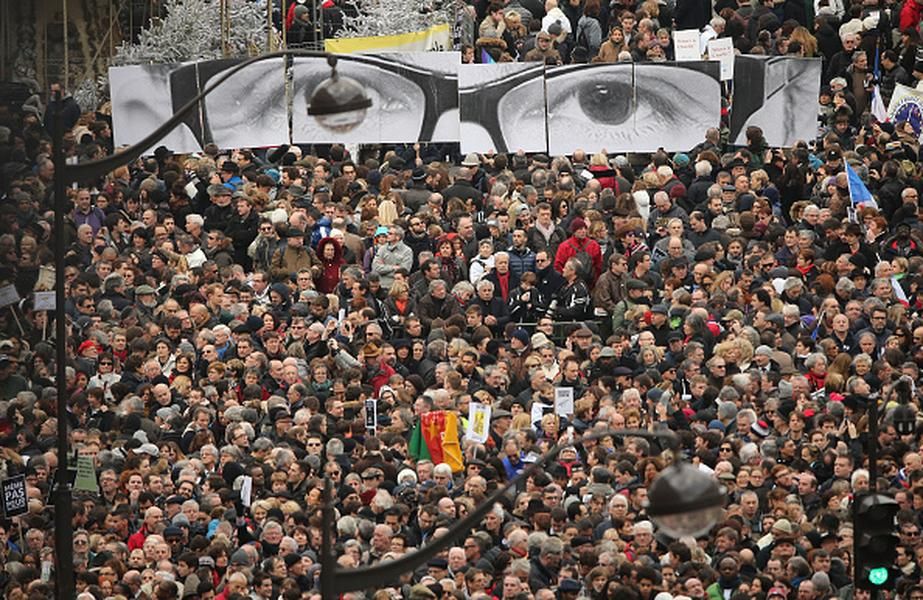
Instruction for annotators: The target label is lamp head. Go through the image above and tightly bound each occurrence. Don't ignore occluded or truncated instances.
[307,55,372,133]
[646,461,725,538]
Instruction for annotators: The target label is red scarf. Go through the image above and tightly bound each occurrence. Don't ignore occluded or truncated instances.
[497,272,510,301]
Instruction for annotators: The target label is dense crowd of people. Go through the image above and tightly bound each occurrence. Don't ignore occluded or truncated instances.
[2,0,923,599]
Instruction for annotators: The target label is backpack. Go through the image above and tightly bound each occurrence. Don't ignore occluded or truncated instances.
[569,239,593,283]
[571,20,591,63]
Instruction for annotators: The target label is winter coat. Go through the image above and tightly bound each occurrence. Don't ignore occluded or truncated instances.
[553,236,603,282]
[372,241,413,287]
[507,246,537,279]
[270,244,318,282]
[314,237,346,294]
[901,0,923,32]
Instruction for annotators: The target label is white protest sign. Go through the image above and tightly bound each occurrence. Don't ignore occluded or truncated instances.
[531,402,550,425]
[466,402,491,444]
[35,266,55,291]
[240,475,253,507]
[74,455,99,493]
[554,387,574,416]
[707,37,735,81]
[673,29,701,61]
[0,285,19,308]
[33,291,55,311]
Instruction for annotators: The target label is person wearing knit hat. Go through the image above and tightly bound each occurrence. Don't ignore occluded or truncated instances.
[554,215,602,282]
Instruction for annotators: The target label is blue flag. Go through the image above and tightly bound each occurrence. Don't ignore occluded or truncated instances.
[480,49,496,64]
[846,162,878,211]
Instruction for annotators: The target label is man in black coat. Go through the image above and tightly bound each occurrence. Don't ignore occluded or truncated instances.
[225,196,260,270]
[674,0,711,30]
[442,166,483,209]
[535,250,566,303]
[45,81,81,138]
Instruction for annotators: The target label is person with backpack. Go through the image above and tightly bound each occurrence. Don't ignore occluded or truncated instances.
[572,0,604,63]
[553,217,603,285]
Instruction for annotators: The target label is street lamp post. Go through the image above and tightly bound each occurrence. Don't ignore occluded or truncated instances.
[49,49,371,600]
[51,90,75,600]
[318,427,726,600]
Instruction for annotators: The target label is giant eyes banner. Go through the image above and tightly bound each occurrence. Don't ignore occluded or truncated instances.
[109,53,820,154]
[729,56,823,148]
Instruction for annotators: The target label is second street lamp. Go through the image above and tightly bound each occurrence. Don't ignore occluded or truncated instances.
[318,427,726,599]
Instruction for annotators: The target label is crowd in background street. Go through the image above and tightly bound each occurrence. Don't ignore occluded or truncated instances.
[2,0,923,599]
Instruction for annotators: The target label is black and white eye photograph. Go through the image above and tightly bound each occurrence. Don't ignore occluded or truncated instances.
[730,56,822,147]
[109,63,204,153]
[545,62,721,155]
[291,52,459,144]
[195,57,290,150]
[459,62,546,154]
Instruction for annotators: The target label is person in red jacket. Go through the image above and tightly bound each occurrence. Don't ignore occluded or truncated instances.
[127,506,164,550]
[362,343,395,397]
[901,0,923,33]
[314,236,345,294]
[553,217,603,284]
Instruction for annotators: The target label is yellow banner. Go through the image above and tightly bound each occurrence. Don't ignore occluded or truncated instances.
[324,23,452,54]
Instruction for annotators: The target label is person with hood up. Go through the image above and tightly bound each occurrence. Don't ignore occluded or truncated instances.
[314,236,345,294]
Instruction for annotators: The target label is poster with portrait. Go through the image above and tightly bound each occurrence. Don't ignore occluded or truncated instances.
[111,52,459,152]
[188,57,290,150]
[459,62,546,154]
[729,56,822,148]
[109,63,204,154]
[291,51,459,144]
[545,61,721,155]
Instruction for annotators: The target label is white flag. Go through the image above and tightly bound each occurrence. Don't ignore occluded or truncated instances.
[871,85,888,123]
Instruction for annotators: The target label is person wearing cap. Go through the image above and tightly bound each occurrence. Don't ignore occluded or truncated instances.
[270,226,318,282]
[401,167,432,214]
[372,225,413,288]
[219,159,243,191]
[553,216,602,284]
[611,278,648,330]
[648,304,673,346]
[204,183,234,232]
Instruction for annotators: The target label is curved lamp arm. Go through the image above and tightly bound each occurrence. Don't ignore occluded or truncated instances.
[322,428,680,597]
[62,49,337,184]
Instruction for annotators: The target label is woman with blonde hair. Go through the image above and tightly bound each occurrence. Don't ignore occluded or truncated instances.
[377,196,400,225]
[637,344,662,369]
[708,270,735,296]
[790,26,817,57]
[735,337,754,371]
[382,280,416,327]
[510,412,532,431]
